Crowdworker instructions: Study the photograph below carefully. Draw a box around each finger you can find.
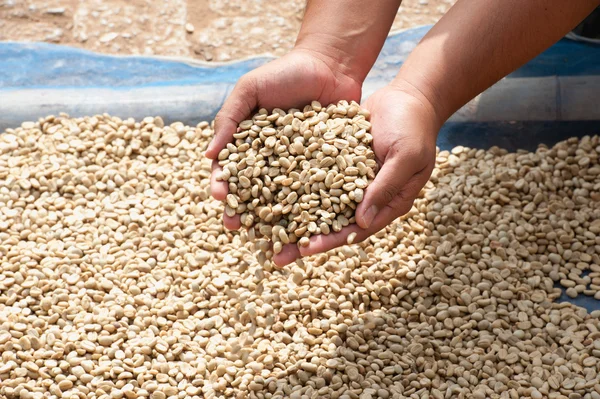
[273,244,301,268]
[300,202,413,257]
[205,76,257,159]
[356,147,415,229]
[210,160,229,201]
[223,214,241,230]
[300,224,365,257]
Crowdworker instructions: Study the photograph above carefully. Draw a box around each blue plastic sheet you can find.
[2,25,598,90]
[0,42,267,90]
[1,25,600,131]
[1,26,600,311]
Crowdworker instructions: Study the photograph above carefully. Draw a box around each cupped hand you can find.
[205,49,362,265]
[296,81,442,257]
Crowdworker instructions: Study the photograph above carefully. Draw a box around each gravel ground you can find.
[0,0,456,61]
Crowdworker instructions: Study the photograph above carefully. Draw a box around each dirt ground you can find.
[0,0,455,62]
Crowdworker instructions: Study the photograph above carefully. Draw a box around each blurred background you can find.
[0,0,456,61]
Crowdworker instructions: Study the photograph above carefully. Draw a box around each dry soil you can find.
[0,0,455,62]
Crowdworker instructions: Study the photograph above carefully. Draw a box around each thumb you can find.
[356,151,414,229]
[205,75,257,159]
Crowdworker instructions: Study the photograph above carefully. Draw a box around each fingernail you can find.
[363,205,378,228]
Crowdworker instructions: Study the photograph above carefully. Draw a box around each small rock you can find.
[45,28,63,43]
[45,7,66,15]
[99,32,119,43]
[185,23,195,34]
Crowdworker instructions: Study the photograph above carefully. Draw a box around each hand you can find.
[205,49,362,265]
[296,81,442,257]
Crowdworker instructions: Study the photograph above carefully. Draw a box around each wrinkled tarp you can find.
[1,25,599,132]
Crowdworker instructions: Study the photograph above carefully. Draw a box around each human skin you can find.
[206,0,600,267]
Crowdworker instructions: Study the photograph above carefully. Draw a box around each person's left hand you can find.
[281,81,442,262]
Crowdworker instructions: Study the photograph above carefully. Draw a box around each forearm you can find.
[295,0,402,83]
[394,0,600,124]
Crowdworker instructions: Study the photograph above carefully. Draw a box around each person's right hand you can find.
[205,49,363,263]
[294,82,441,258]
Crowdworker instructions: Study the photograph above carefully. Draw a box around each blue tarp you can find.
[1,26,600,310]
[1,25,599,90]
[0,42,267,90]
[1,25,599,130]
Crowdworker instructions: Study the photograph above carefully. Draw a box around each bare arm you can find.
[394,0,600,124]
[294,0,402,85]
